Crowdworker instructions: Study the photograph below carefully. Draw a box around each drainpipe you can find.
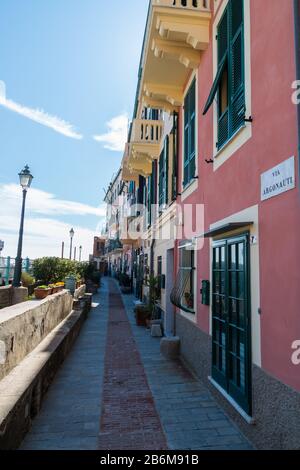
[294,0,300,183]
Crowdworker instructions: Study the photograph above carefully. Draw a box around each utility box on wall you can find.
[201,280,210,306]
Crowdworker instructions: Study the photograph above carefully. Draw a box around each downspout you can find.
[294,0,300,183]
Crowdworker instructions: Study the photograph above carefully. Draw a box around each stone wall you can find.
[0,291,73,381]
[176,313,300,450]
[0,305,89,449]
[0,286,28,309]
[0,286,13,309]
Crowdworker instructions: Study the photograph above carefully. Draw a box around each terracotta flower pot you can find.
[34,288,51,300]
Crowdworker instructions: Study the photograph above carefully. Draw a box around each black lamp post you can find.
[13,165,33,287]
[69,228,74,260]
[79,245,82,262]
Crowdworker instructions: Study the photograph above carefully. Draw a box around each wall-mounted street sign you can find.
[261,156,295,201]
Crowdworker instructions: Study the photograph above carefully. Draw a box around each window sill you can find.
[178,308,196,324]
[213,122,252,170]
[181,178,198,202]
[215,124,246,156]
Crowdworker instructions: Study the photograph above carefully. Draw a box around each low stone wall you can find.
[0,286,29,309]
[0,291,73,381]
[0,305,89,450]
[0,286,13,309]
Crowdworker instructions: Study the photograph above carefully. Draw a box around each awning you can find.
[203,222,254,238]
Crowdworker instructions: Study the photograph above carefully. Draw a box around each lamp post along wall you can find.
[13,165,33,288]
[69,228,74,260]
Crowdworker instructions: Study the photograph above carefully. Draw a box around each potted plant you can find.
[21,272,35,296]
[184,292,194,309]
[134,304,152,327]
[119,273,132,294]
[34,285,52,300]
[55,282,65,292]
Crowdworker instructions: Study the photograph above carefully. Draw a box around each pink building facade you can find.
[116,0,300,448]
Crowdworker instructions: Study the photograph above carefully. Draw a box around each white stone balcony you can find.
[124,119,164,177]
[140,0,211,112]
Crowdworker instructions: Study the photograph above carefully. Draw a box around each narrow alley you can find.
[21,279,252,451]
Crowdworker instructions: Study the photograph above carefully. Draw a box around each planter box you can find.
[34,288,52,300]
[135,305,151,327]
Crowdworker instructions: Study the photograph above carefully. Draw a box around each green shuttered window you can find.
[159,136,169,210]
[203,0,245,150]
[184,80,196,187]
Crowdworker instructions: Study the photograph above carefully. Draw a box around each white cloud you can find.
[0,184,106,217]
[0,183,106,260]
[93,113,128,151]
[0,80,83,140]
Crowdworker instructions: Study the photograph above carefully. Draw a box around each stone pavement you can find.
[20,282,109,450]
[21,278,252,450]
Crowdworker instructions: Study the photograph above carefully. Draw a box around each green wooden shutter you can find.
[165,135,169,205]
[184,80,196,186]
[218,8,229,65]
[217,8,230,148]
[158,149,164,209]
[229,0,245,134]
[184,91,190,187]
[147,174,152,227]
[172,112,179,200]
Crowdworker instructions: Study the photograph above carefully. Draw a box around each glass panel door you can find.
[212,234,252,415]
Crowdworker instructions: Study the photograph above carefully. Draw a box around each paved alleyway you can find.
[21,278,252,450]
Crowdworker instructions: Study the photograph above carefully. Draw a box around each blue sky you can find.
[0,0,149,260]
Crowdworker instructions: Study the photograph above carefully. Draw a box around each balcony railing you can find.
[106,238,123,254]
[131,119,163,146]
[153,0,209,10]
[139,0,211,113]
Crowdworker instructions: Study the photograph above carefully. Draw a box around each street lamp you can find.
[0,240,4,286]
[79,245,82,262]
[69,228,74,260]
[13,165,33,287]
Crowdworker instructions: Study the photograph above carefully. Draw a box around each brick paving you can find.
[20,277,252,450]
[98,280,167,450]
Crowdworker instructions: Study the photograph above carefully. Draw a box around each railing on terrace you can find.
[105,239,123,254]
[0,257,33,286]
[131,119,163,146]
[153,0,209,10]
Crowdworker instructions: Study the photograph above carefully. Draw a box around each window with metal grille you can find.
[170,245,195,313]
[203,0,245,150]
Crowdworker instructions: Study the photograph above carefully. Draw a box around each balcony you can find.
[106,238,123,254]
[121,144,140,184]
[122,118,163,179]
[129,118,163,174]
[141,0,211,111]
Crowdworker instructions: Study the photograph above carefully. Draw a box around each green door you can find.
[212,234,252,415]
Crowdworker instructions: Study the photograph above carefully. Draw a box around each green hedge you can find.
[32,257,90,285]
